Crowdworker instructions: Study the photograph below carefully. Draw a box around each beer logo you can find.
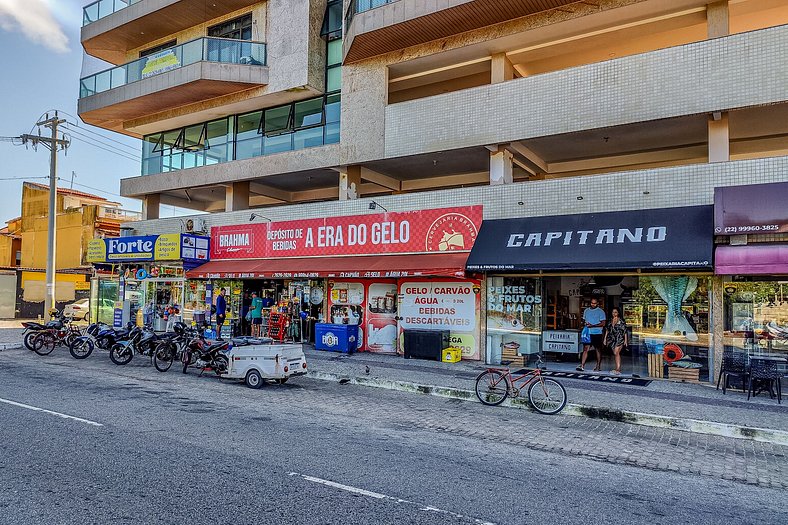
[425,212,479,252]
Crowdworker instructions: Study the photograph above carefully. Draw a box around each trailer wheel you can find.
[245,369,263,389]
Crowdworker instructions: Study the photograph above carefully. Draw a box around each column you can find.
[339,165,361,200]
[225,181,250,212]
[142,194,160,221]
[491,53,514,84]
[489,149,513,185]
[706,1,729,39]
[711,276,725,385]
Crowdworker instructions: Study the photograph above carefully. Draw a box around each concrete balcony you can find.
[81,0,260,63]
[78,38,268,136]
[383,24,788,159]
[343,0,578,64]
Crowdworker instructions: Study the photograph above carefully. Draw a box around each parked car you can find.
[64,298,90,320]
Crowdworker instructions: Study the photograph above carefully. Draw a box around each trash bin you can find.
[315,323,358,353]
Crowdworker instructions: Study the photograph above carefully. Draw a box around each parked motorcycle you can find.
[22,310,65,351]
[109,325,177,366]
[181,332,230,375]
[68,322,112,359]
[95,324,133,351]
[152,322,196,372]
[30,314,83,356]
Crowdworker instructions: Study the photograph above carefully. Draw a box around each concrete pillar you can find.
[489,149,513,185]
[706,1,729,38]
[225,181,250,212]
[491,53,514,84]
[708,112,730,163]
[339,166,361,200]
[711,276,725,385]
[142,194,160,220]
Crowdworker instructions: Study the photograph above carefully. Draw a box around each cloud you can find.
[0,0,69,53]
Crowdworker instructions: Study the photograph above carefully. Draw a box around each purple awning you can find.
[715,244,788,275]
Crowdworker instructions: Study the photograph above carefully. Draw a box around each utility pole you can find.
[21,111,69,317]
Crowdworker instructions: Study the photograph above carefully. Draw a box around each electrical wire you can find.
[63,124,140,154]
[65,133,140,163]
[0,176,49,181]
[64,126,140,156]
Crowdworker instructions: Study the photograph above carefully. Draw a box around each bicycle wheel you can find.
[527,377,567,415]
[69,337,94,360]
[153,342,175,372]
[33,332,57,356]
[475,370,509,406]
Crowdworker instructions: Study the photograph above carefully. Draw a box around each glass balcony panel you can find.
[263,134,293,155]
[236,138,262,160]
[325,94,341,123]
[324,122,340,144]
[206,143,229,165]
[110,67,126,90]
[94,70,111,93]
[294,127,324,150]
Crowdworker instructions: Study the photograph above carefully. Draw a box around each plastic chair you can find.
[747,358,782,403]
[716,350,749,394]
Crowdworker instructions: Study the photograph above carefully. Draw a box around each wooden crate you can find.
[668,366,700,382]
[647,353,664,378]
[501,348,526,366]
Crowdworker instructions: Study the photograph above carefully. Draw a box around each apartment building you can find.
[78,1,788,381]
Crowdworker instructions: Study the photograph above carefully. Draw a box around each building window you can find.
[208,14,253,40]
[140,40,177,58]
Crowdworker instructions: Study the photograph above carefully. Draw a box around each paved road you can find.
[0,346,786,524]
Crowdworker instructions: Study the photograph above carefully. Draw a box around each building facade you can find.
[78,0,788,381]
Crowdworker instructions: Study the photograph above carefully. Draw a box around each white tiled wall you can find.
[131,156,788,235]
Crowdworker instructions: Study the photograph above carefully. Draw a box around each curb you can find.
[307,370,788,447]
[0,343,22,352]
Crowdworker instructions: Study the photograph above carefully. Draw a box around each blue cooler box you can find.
[315,323,358,353]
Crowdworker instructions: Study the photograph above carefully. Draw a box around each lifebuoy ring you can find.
[663,343,684,364]
[135,268,148,280]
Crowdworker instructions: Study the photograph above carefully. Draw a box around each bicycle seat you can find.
[500,360,513,366]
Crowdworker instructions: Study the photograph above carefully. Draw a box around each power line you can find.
[64,127,140,158]
[63,124,140,154]
[0,176,50,181]
[65,133,140,163]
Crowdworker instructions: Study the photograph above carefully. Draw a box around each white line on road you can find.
[0,397,103,427]
[287,472,495,525]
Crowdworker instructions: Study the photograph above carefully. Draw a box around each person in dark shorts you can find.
[250,292,263,337]
[577,297,606,372]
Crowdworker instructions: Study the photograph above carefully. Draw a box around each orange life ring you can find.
[663,343,684,364]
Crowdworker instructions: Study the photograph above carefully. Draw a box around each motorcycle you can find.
[30,315,83,356]
[109,325,177,366]
[95,324,133,351]
[152,322,196,372]
[68,322,112,360]
[181,332,230,375]
[22,310,64,351]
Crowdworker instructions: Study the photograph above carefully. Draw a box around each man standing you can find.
[250,291,263,338]
[577,297,606,372]
[216,288,227,340]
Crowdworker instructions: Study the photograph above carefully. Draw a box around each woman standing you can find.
[604,307,628,375]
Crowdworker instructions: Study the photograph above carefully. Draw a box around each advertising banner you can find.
[210,206,482,260]
[714,182,788,235]
[466,206,713,271]
[398,279,482,360]
[141,49,181,79]
[87,234,210,263]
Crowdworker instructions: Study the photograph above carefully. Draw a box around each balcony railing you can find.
[345,0,400,31]
[79,37,267,99]
[82,0,142,26]
[98,206,142,221]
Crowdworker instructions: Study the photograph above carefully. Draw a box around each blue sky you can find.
[0,0,188,219]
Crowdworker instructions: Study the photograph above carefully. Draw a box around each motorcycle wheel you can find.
[23,331,38,351]
[213,354,229,375]
[153,342,175,373]
[65,332,78,348]
[181,350,191,374]
[69,337,94,360]
[109,343,133,365]
[33,332,57,356]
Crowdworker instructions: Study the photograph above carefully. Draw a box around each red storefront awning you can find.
[186,252,470,279]
[715,244,788,275]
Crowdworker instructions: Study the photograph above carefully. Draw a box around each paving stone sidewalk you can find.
[303,347,788,435]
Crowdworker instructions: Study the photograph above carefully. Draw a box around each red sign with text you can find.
[210,206,482,260]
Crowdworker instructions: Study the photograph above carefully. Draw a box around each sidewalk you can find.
[303,346,788,444]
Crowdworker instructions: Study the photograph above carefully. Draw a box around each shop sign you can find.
[210,206,482,260]
[87,234,210,263]
[542,330,579,354]
[714,182,788,235]
[466,206,713,271]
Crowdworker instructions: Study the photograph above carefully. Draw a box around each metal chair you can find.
[747,358,782,403]
[716,350,749,394]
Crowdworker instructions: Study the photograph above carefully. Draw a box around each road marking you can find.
[287,472,495,525]
[0,397,103,427]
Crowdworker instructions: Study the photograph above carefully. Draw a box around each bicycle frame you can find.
[484,366,545,397]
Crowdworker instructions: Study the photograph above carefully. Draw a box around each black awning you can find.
[466,206,713,272]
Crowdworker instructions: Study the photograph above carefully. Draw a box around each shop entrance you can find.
[487,274,712,380]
